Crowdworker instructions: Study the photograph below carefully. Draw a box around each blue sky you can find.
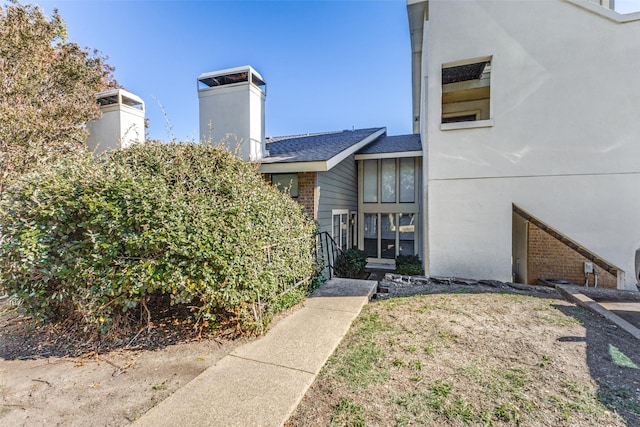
[617,0,640,13]
[31,0,640,141]
[34,0,413,142]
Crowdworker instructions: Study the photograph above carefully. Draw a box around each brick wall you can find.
[527,222,617,288]
[262,172,317,220]
[296,172,317,220]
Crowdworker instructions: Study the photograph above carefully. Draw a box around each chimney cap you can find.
[95,88,144,109]
[197,65,265,90]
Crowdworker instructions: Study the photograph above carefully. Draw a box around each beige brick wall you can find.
[296,172,317,220]
[527,222,617,288]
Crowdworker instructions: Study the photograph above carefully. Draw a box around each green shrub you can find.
[395,254,424,276]
[0,143,317,334]
[334,248,367,278]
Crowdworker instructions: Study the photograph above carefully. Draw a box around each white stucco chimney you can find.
[197,65,266,161]
[86,88,145,154]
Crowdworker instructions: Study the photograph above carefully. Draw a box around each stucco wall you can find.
[86,105,145,153]
[421,0,640,289]
[198,83,265,160]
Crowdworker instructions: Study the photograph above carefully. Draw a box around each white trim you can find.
[332,209,350,252]
[259,161,327,173]
[442,55,493,69]
[441,118,495,131]
[355,151,422,160]
[325,128,387,170]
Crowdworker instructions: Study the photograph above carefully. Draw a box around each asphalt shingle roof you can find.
[356,134,422,155]
[262,127,385,164]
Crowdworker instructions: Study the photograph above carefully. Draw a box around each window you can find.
[398,213,416,255]
[271,173,298,198]
[332,210,349,252]
[363,213,416,259]
[441,58,491,125]
[363,158,416,204]
[364,214,378,257]
[359,157,419,262]
[363,159,378,203]
[381,213,396,259]
[399,158,415,203]
[381,159,396,203]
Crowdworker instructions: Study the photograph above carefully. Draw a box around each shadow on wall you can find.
[555,304,640,425]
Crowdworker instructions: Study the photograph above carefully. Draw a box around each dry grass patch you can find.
[289,289,640,426]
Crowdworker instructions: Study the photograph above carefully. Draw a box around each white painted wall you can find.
[86,89,145,153]
[198,66,266,161]
[415,0,640,288]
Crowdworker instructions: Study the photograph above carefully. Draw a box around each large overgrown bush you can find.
[0,143,317,334]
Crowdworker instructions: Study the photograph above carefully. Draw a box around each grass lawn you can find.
[288,288,640,426]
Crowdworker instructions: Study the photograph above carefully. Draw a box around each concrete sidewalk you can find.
[556,284,640,341]
[132,278,377,427]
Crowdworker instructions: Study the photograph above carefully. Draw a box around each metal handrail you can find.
[316,231,343,280]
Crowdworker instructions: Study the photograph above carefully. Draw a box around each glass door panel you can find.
[364,213,378,257]
[381,213,396,259]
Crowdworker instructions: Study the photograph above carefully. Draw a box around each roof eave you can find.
[408,0,428,133]
[259,161,328,173]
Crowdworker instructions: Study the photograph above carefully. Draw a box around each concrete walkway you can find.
[132,278,377,427]
[556,284,640,340]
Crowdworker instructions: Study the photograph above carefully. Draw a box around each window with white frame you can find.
[332,209,349,252]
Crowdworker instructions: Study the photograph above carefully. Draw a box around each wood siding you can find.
[316,155,358,235]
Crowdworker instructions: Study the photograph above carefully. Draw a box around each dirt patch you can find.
[0,299,244,426]
[288,283,640,426]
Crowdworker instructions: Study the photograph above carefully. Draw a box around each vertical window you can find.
[399,158,415,203]
[381,213,396,259]
[363,159,378,203]
[399,213,415,255]
[381,159,396,203]
[441,58,491,124]
[340,213,347,250]
[349,212,357,249]
[358,157,419,261]
[332,210,349,252]
[271,173,299,198]
[364,214,378,257]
